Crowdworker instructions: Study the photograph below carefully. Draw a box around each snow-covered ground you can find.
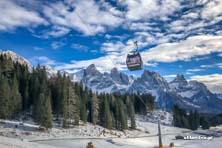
[1,115,222,148]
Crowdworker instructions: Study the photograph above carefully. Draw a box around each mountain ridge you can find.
[70,64,222,114]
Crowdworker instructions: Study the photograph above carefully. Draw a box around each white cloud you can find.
[144,62,158,67]
[182,12,199,19]
[186,68,205,75]
[169,18,206,33]
[33,26,70,39]
[51,41,65,50]
[130,22,154,31]
[121,0,180,21]
[33,47,44,51]
[101,41,126,53]
[29,56,59,67]
[71,43,88,52]
[0,0,46,31]
[190,74,222,94]
[201,0,222,21]
[43,0,123,36]
[200,64,215,68]
[104,34,128,41]
[38,56,57,65]
[45,26,70,38]
[187,68,205,72]
[55,55,126,73]
[29,54,125,73]
[200,63,222,69]
[163,74,177,81]
[142,35,222,63]
[164,74,177,78]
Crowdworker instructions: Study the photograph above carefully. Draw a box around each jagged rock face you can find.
[84,64,100,75]
[169,75,222,113]
[70,65,222,114]
[170,74,188,89]
[110,68,130,85]
[70,64,132,93]
[140,70,169,90]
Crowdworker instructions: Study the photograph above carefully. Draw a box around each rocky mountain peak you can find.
[174,74,186,81]
[111,67,119,74]
[170,74,188,88]
[85,64,100,75]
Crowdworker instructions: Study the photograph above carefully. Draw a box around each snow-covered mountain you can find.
[169,74,222,113]
[70,64,134,93]
[70,64,222,114]
[0,50,32,69]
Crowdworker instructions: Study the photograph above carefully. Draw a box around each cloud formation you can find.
[142,35,222,63]
[0,0,46,31]
[121,0,180,21]
[42,0,123,36]
[55,34,222,72]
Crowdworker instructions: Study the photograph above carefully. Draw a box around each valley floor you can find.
[0,118,222,148]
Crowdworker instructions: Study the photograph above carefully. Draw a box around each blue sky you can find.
[0,0,222,93]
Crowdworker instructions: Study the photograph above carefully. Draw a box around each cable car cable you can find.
[74,10,117,68]
[74,2,150,113]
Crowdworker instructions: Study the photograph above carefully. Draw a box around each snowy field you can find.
[1,116,222,148]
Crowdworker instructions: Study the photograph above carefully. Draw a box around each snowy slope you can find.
[2,118,222,148]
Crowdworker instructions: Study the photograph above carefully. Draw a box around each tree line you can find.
[0,54,155,130]
[173,105,210,130]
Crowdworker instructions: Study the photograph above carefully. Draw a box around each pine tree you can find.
[126,96,136,129]
[119,99,128,130]
[55,71,63,116]
[31,76,40,120]
[10,74,22,116]
[0,75,10,118]
[182,116,189,129]
[64,83,80,127]
[104,97,112,129]
[80,89,87,123]
[92,93,99,125]
[61,74,69,127]
[80,100,87,123]
[189,111,195,130]
[200,117,210,129]
[113,96,120,129]
[38,92,53,128]
[173,105,181,127]
[32,67,52,128]
[194,110,200,130]
[23,81,29,110]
